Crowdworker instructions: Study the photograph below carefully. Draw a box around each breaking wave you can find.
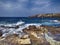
[0,21,42,38]
[0,20,60,38]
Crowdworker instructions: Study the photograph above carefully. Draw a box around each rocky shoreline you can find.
[0,25,60,45]
[29,13,60,18]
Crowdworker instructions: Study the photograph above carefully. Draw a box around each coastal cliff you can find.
[29,13,60,18]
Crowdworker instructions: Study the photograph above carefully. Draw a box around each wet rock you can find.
[15,26,19,29]
[0,25,5,28]
[0,25,19,29]
[28,25,37,29]
[0,30,3,36]
[23,25,48,35]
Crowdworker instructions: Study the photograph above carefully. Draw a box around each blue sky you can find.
[0,0,60,17]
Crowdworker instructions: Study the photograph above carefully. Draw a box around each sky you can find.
[0,0,60,17]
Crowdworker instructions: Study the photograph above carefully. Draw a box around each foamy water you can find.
[0,19,60,38]
[0,21,42,38]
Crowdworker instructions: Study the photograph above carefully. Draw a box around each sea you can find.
[0,17,60,38]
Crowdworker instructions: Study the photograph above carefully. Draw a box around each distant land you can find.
[29,13,60,18]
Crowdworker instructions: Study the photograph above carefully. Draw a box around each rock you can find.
[18,38,31,45]
[28,25,37,29]
[45,34,60,45]
[23,25,48,35]
[30,34,50,45]
[0,30,3,36]
[0,35,31,45]
[0,25,52,45]
[15,26,19,29]
[1,25,19,29]
[21,34,29,39]
[23,25,50,45]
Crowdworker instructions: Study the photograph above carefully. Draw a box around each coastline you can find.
[29,13,60,18]
[0,25,48,45]
[0,17,60,45]
[0,25,60,45]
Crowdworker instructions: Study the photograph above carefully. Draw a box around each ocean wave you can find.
[0,20,60,38]
[50,20,60,23]
[0,21,25,28]
[41,20,60,27]
[0,21,42,38]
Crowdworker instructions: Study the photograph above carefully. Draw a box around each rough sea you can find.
[0,17,60,38]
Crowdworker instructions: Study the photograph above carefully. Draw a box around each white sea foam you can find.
[0,21,42,38]
[42,20,60,26]
[1,21,60,38]
[0,20,60,38]
[0,21,25,28]
[25,23,42,27]
[50,20,60,23]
